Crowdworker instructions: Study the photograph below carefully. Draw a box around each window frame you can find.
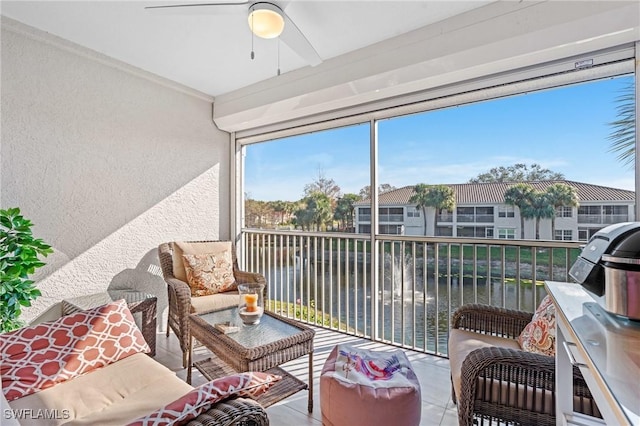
[235,46,638,245]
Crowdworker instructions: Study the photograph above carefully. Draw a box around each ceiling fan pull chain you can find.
[250,5,255,60]
[277,38,281,76]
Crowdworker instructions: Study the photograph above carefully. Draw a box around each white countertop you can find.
[546,281,640,426]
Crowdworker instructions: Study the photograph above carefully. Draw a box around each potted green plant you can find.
[0,207,53,332]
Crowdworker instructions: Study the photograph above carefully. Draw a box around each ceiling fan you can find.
[145,1,322,67]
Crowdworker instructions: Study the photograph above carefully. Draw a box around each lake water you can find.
[262,255,547,356]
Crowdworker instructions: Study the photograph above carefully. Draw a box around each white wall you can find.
[1,18,231,323]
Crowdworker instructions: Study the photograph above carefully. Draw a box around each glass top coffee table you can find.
[187,307,315,412]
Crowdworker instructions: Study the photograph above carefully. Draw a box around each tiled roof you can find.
[354,180,634,206]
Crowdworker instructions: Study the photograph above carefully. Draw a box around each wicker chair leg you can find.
[183,350,188,369]
[450,378,457,405]
[166,318,170,338]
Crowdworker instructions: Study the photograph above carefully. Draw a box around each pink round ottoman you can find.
[320,344,421,426]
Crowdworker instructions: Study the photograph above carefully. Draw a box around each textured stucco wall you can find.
[1,18,231,323]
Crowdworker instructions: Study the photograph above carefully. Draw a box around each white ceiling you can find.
[1,1,493,97]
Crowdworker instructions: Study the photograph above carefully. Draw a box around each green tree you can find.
[271,200,287,225]
[608,82,636,167]
[409,184,456,236]
[334,193,361,230]
[504,183,535,239]
[245,199,273,228]
[427,185,456,234]
[296,192,333,231]
[469,163,564,183]
[523,190,555,240]
[293,206,313,231]
[409,183,431,236]
[282,201,298,225]
[545,183,580,238]
[1,208,53,332]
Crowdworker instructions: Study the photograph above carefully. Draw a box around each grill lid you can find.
[609,228,640,259]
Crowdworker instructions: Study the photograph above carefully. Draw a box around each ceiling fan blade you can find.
[145,1,249,14]
[146,1,321,66]
[280,9,322,66]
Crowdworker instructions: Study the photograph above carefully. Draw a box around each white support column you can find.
[370,119,379,340]
[230,132,245,269]
[635,42,640,221]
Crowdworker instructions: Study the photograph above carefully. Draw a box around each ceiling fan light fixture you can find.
[248,2,284,39]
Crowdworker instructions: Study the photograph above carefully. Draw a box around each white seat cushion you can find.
[190,290,240,314]
[448,328,521,402]
[9,353,192,426]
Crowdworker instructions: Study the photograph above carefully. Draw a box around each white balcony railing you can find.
[242,230,582,357]
[577,214,628,224]
[457,214,495,223]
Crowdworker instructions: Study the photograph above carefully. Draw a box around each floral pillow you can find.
[1,299,150,401]
[518,295,556,356]
[127,371,281,426]
[182,251,236,296]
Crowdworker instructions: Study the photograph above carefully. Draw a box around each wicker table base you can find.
[188,308,315,413]
[194,356,308,409]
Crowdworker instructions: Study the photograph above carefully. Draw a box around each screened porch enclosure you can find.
[238,43,638,358]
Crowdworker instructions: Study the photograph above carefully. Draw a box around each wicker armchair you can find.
[158,241,267,368]
[449,304,600,426]
[187,397,268,426]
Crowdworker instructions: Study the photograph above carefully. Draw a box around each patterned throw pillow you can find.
[127,371,281,426]
[182,251,236,296]
[518,295,556,356]
[1,299,150,401]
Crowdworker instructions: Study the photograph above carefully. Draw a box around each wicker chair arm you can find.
[458,346,556,426]
[165,276,193,351]
[457,346,597,426]
[166,277,193,308]
[186,397,269,426]
[452,304,533,339]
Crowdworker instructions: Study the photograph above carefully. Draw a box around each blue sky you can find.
[245,75,634,201]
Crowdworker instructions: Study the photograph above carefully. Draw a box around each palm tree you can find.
[334,193,361,230]
[608,82,636,167]
[294,206,313,231]
[305,192,333,231]
[504,183,535,239]
[409,183,431,236]
[409,184,456,236]
[523,190,556,240]
[545,183,580,238]
[425,185,456,235]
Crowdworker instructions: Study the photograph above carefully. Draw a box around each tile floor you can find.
[154,325,459,426]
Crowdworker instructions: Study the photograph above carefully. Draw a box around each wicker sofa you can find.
[448,304,600,426]
[158,241,267,368]
[1,299,270,426]
[5,353,269,426]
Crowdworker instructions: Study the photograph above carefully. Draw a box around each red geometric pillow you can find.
[1,299,150,401]
[518,295,556,356]
[127,371,281,426]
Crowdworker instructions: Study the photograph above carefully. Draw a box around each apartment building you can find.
[354,180,635,241]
